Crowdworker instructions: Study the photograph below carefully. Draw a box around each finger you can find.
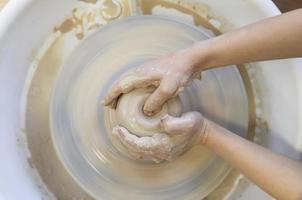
[102,75,135,107]
[112,126,141,153]
[103,74,158,108]
[112,126,142,159]
[143,78,178,116]
[160,112,202,135]
[113,126,164,152]
[102,80,121,107]
[160,114,189,135]
[112,126,171,161]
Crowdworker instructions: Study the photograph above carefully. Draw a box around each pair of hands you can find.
[103,52,207,161]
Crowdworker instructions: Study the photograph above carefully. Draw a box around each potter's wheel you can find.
[50,16,249,199]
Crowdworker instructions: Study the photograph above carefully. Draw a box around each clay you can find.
[111,111,207,163]
[108,87,200,162]
[115,88,182,137]
[54,0,131,39]
[101,0,123,20]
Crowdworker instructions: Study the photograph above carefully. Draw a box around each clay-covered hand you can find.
[112,112,208,163]
[103,52,201,115]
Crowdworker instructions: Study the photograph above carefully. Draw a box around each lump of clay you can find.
[105,88,200,162]
[115,88,182,137]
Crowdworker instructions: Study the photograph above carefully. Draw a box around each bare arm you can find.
[111,112,302,199]
[104,9,302,199]
[186,8,302,71]
[204,119,302,200]
[104,9,302,114]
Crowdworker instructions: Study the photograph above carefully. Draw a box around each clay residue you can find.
[140,0,221,35]
[54,19,75,34]
[54,0,131,40]
[101,0,123,20]
[26,37,93,200]
[238,65,256,141]
[79,0,97,4]
[54,8,90,40]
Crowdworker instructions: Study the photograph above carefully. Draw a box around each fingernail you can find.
[143,104,154,116]
[146,111,154,117]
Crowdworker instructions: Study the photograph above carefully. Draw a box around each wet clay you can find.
[109,88,200,162]
[115,89,182,137]
[54,0,130,39]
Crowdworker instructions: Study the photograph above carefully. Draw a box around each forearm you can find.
[203,120,302,200]
[183,9,302,71]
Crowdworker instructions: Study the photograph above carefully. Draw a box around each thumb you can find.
[159,114,189,135]
[160,112,204,136]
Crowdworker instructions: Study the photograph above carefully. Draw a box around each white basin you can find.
[0,0,301,199]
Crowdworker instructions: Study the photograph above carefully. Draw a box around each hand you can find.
[112,112,208,163]
[103,52,201,116]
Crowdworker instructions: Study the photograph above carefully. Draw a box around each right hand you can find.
[103,52,201,116]
[112,112,208,162]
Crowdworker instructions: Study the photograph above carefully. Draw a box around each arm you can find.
[104,9,302,199]
[112,112,302,199]
[104,9,302,115]
[204,119,302,200]
[185,8,302,71]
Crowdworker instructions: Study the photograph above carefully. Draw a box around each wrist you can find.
[179,40,216,72]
